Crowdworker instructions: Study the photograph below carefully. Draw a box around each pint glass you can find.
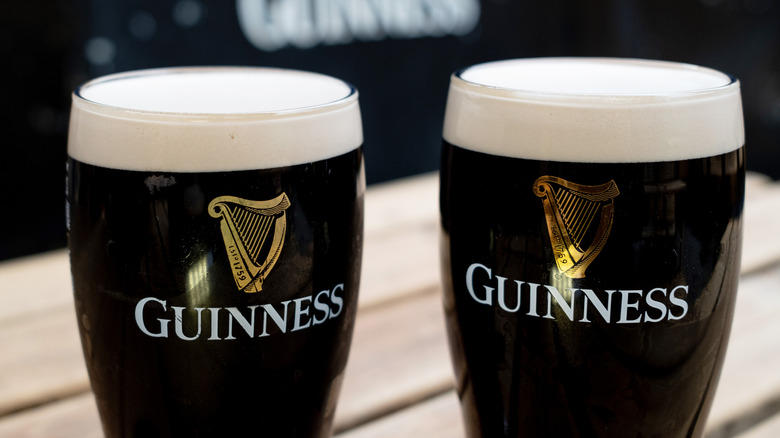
[67,68,364,437]
[439,58,744,437]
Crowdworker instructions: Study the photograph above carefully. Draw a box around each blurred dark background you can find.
[2,0,778,261]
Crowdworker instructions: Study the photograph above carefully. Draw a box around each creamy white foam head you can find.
[69,67,362,171]
[443,58,744,162]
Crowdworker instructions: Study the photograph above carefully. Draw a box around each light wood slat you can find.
[0,306,87,417]
[358,219,439,309]
[0,249,89,417]
[338,396,780,438]
[336,391,464,438]
[358,172,439,308]
[741,183,780,274]
[735,412,780,438]
[744,171,773,198]
[705,263,780,437]
[363,172,438,236]
[334,290,452,432]
[0,394,101,438]
[0,250,72,322]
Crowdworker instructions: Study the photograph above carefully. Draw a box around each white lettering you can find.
[668,285,689,321]
[225,306,259,339]
[496,276,522,312]
[466,263,493,305]
[543,285,575,321]
[260,300,291,337]
[237,0,480,51]
[461,262,692,325]
[580,289,615,323]
[293,296,312,332]
[330,283,344,318]
[618,290,643,324]
[131,282,351,340]
[526,282,540,317]
[208,308,222,340]
[172,306,204,341]
[644,288,668,323]
[135,297,170,338]
[313,289,331,324]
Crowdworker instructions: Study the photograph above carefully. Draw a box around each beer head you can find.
[69,67,362,171]
[443,58,744,162]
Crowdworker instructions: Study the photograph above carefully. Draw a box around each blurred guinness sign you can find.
[236,0,481,51]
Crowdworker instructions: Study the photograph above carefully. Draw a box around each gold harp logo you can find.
[208,193,291,293]
[533,176,619,278]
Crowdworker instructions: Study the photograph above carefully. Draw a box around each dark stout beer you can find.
[439,58,745,437]
[67,68,364,437]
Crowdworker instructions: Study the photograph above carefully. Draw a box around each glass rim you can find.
[451,57,740,102]
[72,66,360,119]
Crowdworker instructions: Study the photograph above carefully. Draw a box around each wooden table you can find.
[1,172,780,437]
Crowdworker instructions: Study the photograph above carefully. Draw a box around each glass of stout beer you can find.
[67,67,364,437]
[439,58,745,437]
